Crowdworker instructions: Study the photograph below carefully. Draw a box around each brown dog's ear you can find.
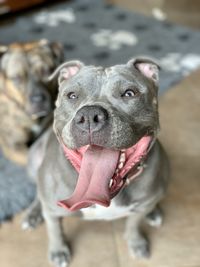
[48,60,84,86]
[128,57,160,85]
[39,39,64,65]
[0,46,9,73]
[0,45,8,65]
[49,42,64,65]
[0,45,8,56]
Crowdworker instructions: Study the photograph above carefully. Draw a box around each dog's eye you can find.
[67,92,78,99]
[121,89,138,98]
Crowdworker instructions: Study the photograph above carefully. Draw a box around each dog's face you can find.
[0,39,63,119]
[54,59,159,149]
[52,58,160,211]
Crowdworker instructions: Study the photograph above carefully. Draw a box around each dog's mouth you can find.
[31,110,49,120]
[58,135,154,212]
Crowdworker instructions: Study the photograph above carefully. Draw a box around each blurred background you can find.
[112,0,200,28]
[0,1,200,267]
[1,0,200,28]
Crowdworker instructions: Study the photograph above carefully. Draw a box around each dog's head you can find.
[51,58,160,211]
[0,39,63,119]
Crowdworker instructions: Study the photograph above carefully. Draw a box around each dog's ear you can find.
[49,42,64,65]
[0,45,8,69]
[39,39,64,65]
[48,60,84,86]
[0,45,8,56]
[0,46,8,90]
[127,57,160,85]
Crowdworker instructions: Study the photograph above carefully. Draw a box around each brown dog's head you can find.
[0,39,63,119]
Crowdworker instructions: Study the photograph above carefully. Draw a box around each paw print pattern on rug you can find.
[91,29,138,50]
[34,9,76,27]
[159,53,200,74]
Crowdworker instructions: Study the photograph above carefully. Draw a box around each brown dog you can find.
[0,39,64,165]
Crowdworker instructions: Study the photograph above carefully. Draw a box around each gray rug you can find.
[1,0,200,222]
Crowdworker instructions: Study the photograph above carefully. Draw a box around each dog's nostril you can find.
[93,114,99,123]
[78,115,85,124]
[93,114,104,123]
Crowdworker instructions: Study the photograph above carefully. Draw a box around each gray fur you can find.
[25,58,169,267]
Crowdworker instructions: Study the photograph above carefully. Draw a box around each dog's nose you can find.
[30,93,46,104]
[74,105,108,133]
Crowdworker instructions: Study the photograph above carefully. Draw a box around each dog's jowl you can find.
[26,58,169,267]
[0,39,63,165]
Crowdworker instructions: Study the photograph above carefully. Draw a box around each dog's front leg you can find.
[125,212,150,259]
[43,211,71,267]
[22,194,43,230]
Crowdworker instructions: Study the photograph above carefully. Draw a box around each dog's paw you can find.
[128,237,150,259]
[49,247,71,267]
[21,211,44,230]
[146,207,163,228]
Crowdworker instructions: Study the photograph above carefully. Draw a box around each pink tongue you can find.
[58,146,120,211]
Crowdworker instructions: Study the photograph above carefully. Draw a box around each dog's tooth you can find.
[137,165,142,170]
[119,152,125,163]
[119,180,123,187]
[109,179,113,188]
[118,162,124,169]
[126,178,130,185]
[115,168,119,174]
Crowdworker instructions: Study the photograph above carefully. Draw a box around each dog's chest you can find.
[80,201,137,221]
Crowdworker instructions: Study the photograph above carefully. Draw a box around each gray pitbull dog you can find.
[24,58,169,267]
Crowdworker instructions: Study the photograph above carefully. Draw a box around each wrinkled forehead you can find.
[104,64,144,86]
[66,66,105,94]
[65,64,140,93]
[3,48,53,76]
